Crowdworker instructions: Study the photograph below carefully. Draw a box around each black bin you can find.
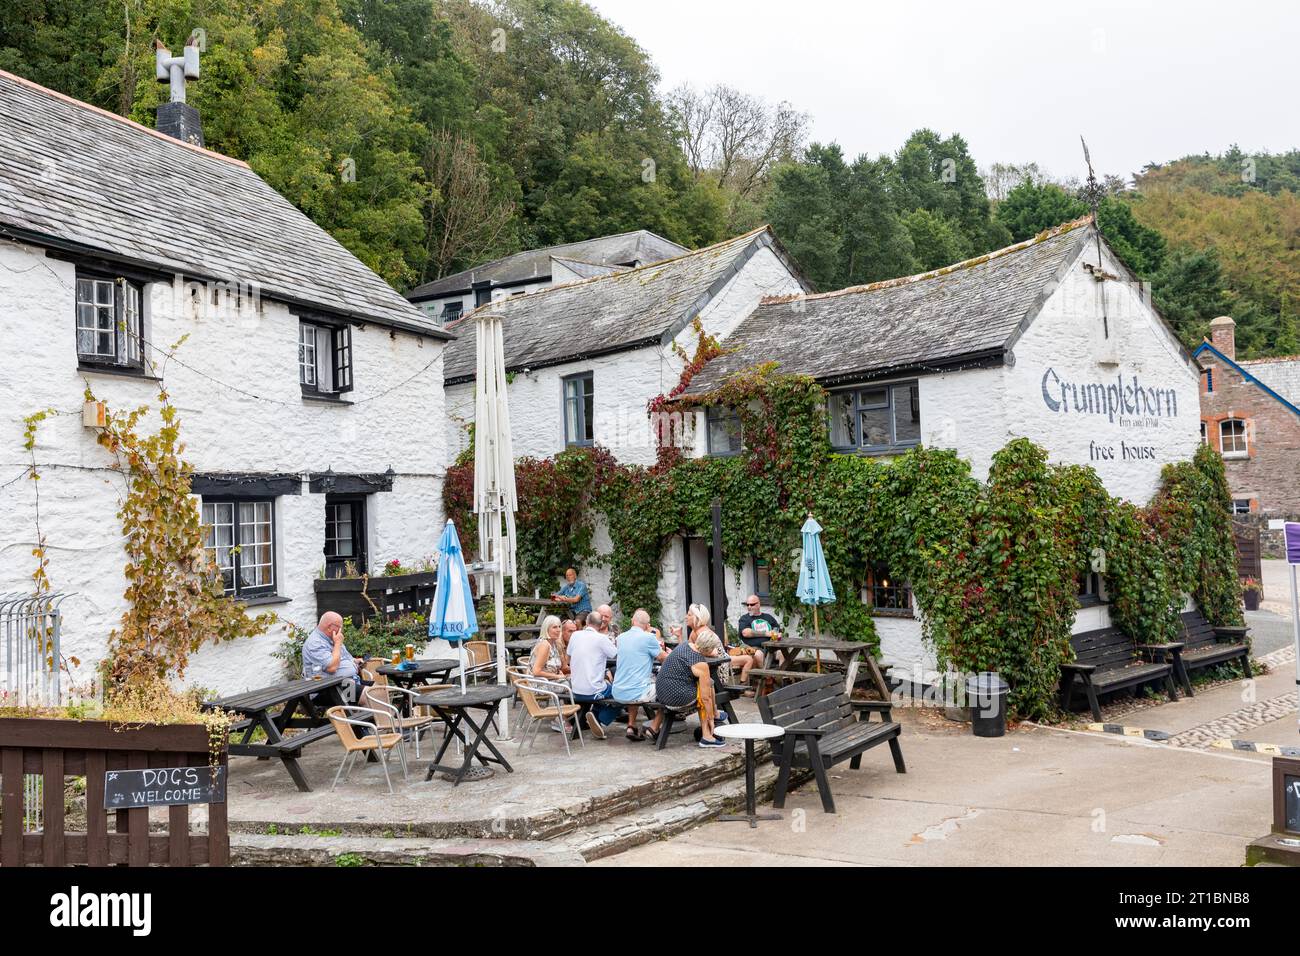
[966,672,1009,738]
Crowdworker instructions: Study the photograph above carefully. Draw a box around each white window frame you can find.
[76,271,144,369]
[1219,418,1248,458]
[201,498,277,598]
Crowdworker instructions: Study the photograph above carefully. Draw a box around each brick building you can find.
[1194,316,1300,551]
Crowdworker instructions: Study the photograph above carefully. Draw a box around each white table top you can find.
[715,722,785,740]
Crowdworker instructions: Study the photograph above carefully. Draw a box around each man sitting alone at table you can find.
[301,611,370,702]
[738,595,783,667]
[611,609,669,741]
[551,567,593,618]
[567,611,620,739]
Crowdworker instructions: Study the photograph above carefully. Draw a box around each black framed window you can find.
[76,271,143,370]
[867,561,911,611]
[299,320,353,396]
[753,555,771,600]
[1231,498,1252,515]
[440,302,463,325]
[201,498,276,598]
[563,372,594,446]
[829,381,920,452]
[324,495,368,577]
[706,406,743,456]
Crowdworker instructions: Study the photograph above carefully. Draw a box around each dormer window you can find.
[298,319,353,398]
[76,270,143,370]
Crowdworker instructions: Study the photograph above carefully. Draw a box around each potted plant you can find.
[1241,577,1262,611]
[314,558,439,625]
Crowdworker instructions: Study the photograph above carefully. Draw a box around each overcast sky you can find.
[586,0,1299,184]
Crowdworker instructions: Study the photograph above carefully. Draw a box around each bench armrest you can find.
[1213,625,1249,641]
[1059,662,1096,674]
[851,700,894,721]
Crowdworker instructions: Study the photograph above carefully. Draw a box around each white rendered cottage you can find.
[686,218,1203,678]
[0,70,450,693]
[441,226,810,611]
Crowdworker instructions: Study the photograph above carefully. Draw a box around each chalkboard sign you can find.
[1274,757,1300,835]
[103,766,226,810]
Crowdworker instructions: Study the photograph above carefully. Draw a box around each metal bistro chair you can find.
[365,684,440,759]
[506,664,532,715]
[461,641,498,684]
[515,676,584,756]
[325,705,408,794]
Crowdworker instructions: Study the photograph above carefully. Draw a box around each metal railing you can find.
[0,591,69,708]
[1,592,71,835]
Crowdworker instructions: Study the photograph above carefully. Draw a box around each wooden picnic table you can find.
[203,676,349,792]
[761,637,890,700]
[502,638,538,662]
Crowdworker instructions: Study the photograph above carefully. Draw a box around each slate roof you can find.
[550,256,629,280]
[1239,356,1300,405]
[442,227,805,383]
[685,218,1096,395]
[407,230,688,300]
[0,69,446,337]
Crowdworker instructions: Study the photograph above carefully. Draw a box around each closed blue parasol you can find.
[797,515,835,666]
[429,519,478,692]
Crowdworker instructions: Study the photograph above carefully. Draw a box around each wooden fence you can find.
[314,571,438,626]
[1233,518,1262,582]
[0,718,228,867]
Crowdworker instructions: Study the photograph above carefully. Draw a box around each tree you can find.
[996,181,1087,242]
[765,155,843,290]
[669,83,808,231]
[423,131,516,280]
[903,208,969,271]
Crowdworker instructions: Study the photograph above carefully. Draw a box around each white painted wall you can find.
[1004,241,1201,503]
[0,239,447,695]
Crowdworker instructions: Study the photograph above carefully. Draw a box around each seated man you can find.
[611,609,669,741]
[301,611,369,702]
[738,595,783,667]
[566,615,619,740]
[551,567,593,619]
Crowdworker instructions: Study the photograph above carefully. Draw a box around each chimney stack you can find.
[1209,315,1236,360]
[154,38,203,147]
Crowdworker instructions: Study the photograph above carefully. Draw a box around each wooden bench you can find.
[271,724,339,756]
[758,673,905,814]
[1059,626,1179,721]
[1158,610,1251,696]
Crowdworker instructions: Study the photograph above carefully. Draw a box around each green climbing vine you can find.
[443,347,1242,719]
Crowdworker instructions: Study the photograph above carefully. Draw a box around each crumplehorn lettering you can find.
[49,886,152,937]
[1040,367,1178,422]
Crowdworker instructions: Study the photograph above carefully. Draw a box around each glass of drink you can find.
[405,643,415,661]
[391,649,401,666]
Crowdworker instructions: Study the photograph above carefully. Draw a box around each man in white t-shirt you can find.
[566,609,619,739]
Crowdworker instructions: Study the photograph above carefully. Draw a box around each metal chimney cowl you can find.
[154,39,204,147]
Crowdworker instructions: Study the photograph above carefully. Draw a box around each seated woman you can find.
[528,614,571,733]
[655,605,729,748]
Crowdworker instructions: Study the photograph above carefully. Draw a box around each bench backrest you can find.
[1070,627,1139,670]
[757,673,855,735]
[1179,610,1219,651]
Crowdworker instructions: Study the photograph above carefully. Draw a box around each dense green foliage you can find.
[444,365,1243,720]
[0,0,729,287]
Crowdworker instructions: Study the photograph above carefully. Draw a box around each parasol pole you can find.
[813,605,821,673]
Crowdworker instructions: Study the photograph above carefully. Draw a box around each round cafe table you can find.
[714,723,786,827]
[375,658,459,714]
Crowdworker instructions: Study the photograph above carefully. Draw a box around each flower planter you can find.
[314,571,438,626]
[1243,589,1260,612]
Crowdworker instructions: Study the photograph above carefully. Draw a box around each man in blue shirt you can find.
[611,609,668,741]
[301,611,367,700]
[551,567,592,617]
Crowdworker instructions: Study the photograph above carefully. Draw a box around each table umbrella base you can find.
[718,810,784,829]
[439,766,494,782]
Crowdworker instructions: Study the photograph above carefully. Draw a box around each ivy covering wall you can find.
[443,366,1242,719]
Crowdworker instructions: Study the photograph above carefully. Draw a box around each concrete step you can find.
[230,763,807,866]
